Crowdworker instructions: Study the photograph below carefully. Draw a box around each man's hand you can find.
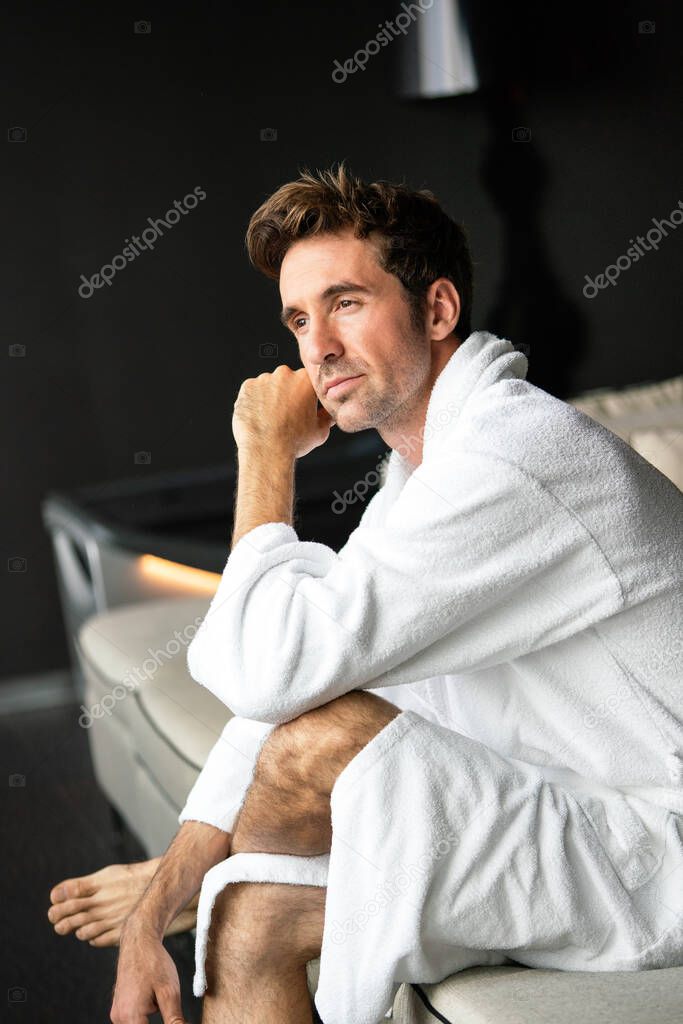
[110,921,185,1024]
[107,821,230,1024]
[232,365,334,459]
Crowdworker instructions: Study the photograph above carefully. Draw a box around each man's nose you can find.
[302,317,345,366]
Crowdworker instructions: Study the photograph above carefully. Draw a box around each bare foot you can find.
[47,861,198,947]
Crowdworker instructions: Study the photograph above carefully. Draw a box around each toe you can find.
[51,875,96,903]
[88,929,119,948]
[75,920,110,941]
[55,910,93,936]
[48,896,93,925]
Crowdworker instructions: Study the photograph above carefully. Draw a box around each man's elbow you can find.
[185,637,244,714]
[186,639,299,724]
[223,672,320,725]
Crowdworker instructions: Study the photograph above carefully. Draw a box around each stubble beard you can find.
[333,324,429,434]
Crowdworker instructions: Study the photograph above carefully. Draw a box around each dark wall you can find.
[2,1,681,679]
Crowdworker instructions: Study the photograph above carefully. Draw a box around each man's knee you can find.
[206,882,324,973]
[255,691,400,793]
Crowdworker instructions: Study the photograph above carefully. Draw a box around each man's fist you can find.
[232,365,334,459]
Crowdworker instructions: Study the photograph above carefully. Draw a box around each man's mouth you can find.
[324,374,364,398]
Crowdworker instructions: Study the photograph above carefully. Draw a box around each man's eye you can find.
[292,299,357,333]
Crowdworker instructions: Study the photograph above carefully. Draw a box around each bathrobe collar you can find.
[381,331,529,492]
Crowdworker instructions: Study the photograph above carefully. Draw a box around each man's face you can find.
[279,228,432,433]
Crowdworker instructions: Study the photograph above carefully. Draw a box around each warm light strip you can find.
[138,554,221,594]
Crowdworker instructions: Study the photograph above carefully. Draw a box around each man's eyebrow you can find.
[279,281,372,328]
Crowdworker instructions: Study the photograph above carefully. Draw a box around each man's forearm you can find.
[231,441,296,550]
[132,444,294,937]
[124,820,231,939]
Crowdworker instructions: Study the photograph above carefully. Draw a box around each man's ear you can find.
[428,278,461,340]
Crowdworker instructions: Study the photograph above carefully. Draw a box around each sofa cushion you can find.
[77,595,230,773]
[629,427,683,490]
[568,374,683,441]
[390,963,683,1024]
[568,374,683,491]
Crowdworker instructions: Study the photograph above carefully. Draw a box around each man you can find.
[51,164,683,1024]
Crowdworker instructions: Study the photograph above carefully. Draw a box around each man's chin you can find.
[332,406,375,433]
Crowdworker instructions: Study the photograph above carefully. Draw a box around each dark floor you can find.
[0,701,202,1023]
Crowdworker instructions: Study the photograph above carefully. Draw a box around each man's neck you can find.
[379,336,462,468]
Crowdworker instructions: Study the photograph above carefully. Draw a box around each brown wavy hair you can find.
[245,161,473,340]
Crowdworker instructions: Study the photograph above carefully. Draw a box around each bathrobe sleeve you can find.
[178,714,275,833]
[186,449,624,724]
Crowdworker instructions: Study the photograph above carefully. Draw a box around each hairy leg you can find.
[201,881,325,1024]
[202,692,401,1023]
[47,692,397,949]
[230,690,400,857]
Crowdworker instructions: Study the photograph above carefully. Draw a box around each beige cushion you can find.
[390,963,683,1024]
[78,596,228,767]
[568,374,683,490]
[568,375,683,440]
[630,428,683,490]
[77,596,231,815]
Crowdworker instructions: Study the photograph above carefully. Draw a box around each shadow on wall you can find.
[480,87,588,399]
[456,0,657,398]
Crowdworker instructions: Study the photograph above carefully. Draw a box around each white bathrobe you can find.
[179,332,683,1024]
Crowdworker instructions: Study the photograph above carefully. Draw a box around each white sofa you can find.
[75,374,683,1022]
